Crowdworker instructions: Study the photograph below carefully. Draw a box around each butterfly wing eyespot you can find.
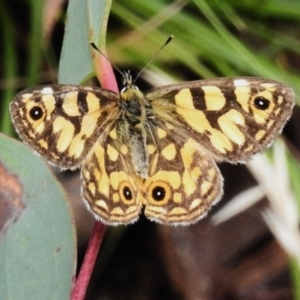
[120,182,135,204]
[29,106,44,121]
[151,185,168,202]
[148,181,171,204]
[253,96,270,110]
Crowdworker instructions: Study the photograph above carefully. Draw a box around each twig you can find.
[71,221,106,300]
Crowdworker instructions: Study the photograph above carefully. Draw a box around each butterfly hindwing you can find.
[81,125,143,225]
[142,127,223,225]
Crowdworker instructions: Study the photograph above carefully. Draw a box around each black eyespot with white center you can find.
[29,106,44,120]
[123,186,133,200]
[254,96,270,110]
[152,186,166,201]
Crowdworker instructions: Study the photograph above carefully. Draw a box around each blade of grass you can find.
[0,3,17,136]
[194,0,283,77]
[290,256,300,300]
[110,0,300,89]
[27,0,43,86]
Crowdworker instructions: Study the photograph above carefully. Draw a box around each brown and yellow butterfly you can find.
[10,73,294,225]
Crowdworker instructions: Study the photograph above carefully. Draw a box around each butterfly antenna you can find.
[90,42,124,77]
[133,35,173,84]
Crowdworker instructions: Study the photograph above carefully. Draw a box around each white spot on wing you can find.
[234,79,249,87]
[41,87,54,94]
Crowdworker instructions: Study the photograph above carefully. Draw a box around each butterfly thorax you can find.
[116,74,151,179]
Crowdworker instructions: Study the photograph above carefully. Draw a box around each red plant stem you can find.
[93,47,119,92]
[71,221,106,300]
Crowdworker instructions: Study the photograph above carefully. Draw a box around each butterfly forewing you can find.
[10,85,119,169]
[147,77,294,162]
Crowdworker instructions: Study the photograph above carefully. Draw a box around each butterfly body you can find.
[10,74,294,225]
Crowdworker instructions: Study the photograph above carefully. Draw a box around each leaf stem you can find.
[71,221,106,300]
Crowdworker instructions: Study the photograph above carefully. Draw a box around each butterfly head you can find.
[120,70,143,102]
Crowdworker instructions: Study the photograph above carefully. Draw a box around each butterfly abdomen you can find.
[128,127,149,178]
[117,87,152,179]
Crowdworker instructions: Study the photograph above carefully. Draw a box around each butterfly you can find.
[10,72,294,225]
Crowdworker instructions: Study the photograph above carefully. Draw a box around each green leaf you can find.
[58,0,112,85]
[0,133,76,300]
